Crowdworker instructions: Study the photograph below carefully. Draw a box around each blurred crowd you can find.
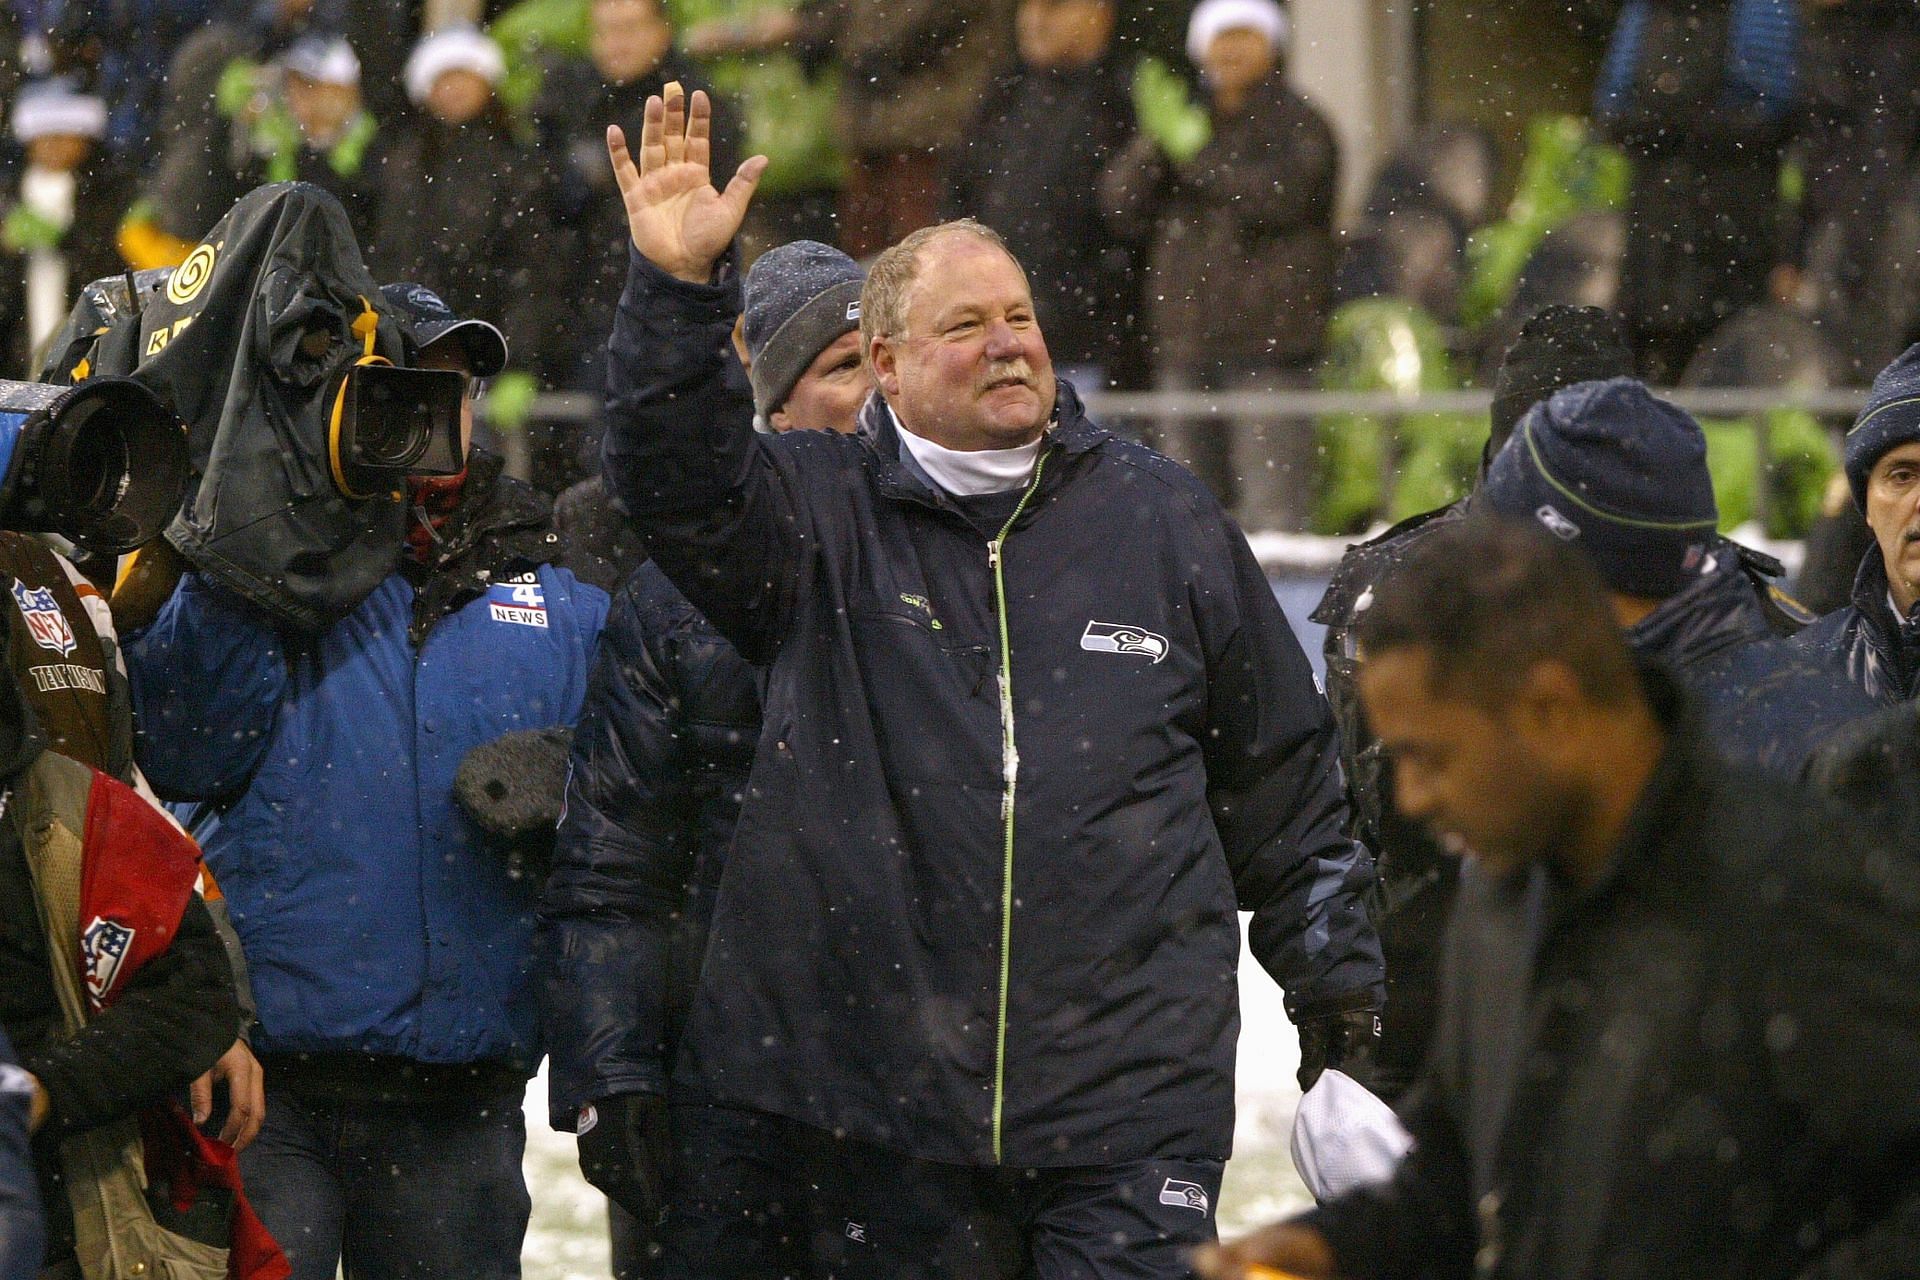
[0,0,1916,535]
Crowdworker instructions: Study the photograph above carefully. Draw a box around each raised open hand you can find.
[607,87,768,284]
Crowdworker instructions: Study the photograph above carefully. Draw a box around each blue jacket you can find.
[126,461,608,1069]
[538,562,759,1127]
[1791,549,1920,708]
[604,253,1384,1168]
[0,1026,41,1280]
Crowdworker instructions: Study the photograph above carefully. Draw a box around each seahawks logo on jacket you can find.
[82,915,134,1007]
[1081,620,1169,664]
[11,579,75,656]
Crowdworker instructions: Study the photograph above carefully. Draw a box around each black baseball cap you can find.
[378,281,509,378]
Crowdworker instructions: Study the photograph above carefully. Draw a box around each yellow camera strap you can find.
[329,296,396,499]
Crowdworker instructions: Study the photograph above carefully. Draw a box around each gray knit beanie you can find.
[743,241,865,417]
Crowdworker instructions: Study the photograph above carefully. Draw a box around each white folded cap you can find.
[404,26,506,106]
[283,36,362,88]
[1289,1068,1414,1203]
[1186,0,1291,65]
[10,81,107,144]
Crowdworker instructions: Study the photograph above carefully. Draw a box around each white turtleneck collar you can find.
[890,407,1042,496]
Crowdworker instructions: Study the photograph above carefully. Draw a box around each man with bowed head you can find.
[597,89,1384,1276]
[1197,518,1920,1280]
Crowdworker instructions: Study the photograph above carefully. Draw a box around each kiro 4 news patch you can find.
[488,574,549,628]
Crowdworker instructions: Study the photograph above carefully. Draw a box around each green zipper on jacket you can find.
[986,449,1048,1165]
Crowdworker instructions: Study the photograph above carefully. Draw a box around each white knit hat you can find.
[403,26,506,106]
[1186,0,1290,64]
[283,36,362,88]
[10,81,107,144]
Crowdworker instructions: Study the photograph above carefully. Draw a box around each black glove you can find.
[1296,1008,1384,1093]
[576,1092,674,1225]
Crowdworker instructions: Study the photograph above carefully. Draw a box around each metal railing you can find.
[485,385,1867,552]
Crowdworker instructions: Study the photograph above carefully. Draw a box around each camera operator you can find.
[123,285,610,1280]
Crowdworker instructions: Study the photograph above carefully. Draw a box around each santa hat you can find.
[1186,0,1291,64]
[403,26,505,106]
[10,81,107,145]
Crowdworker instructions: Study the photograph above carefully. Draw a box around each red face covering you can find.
[404,469,468,562]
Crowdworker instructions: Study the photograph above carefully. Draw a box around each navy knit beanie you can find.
[1481,378,1719,599]
[743,240,864,418]
[1845,342,1920,508]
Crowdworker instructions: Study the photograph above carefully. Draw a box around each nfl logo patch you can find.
[11,580,75,657]
[82,916,135,1006]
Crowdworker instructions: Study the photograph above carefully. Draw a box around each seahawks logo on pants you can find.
[1081,621,1169,664]
[1159,1178,1210,1214]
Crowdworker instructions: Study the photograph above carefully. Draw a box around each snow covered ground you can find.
[518,925,1311,1278]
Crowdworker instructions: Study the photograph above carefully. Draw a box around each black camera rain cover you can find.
[48,183,412,634]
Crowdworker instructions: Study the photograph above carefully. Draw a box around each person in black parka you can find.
[1202,517,1920,1280]
[368,27,548,378]
[944,0,1141,388]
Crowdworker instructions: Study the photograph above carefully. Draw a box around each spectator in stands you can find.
[1101,0,1338,532]
[678,0,845,252]
[0,81,129,377]
[139,0,343,255]
[238,37,382,239]
[532,0,733,394]
[787,0,1016,258]
[371,27,547,397]
[1779,0,1920,379]
[944,0,1141,390]
[1594,0,1799,382]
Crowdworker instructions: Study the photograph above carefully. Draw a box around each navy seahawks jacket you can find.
[537,561,759,1127]
[602,253,1383,1168]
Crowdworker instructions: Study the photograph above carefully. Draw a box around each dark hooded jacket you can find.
[1790,547,1920,704]
[602,250,1383,1167]
[367,113,549,370]
[944,50,1141,377]
[1315,525,1862,1096]
[1305,678,1920,1280]
[537,561,759,1126]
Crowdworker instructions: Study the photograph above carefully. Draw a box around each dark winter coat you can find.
[367,113,548,368]
[0,154,133,378]
[795,0,1015,156]
[1809,695,1920,829]
[1101,73,1338,371]
[1790,547,1920,704]
[537,562,759,1128]
[1305,682,1920,1280]
[125,452,608,1072]
[552,476,646,596]
[603,251,1383,1167]
[944,52,1141,377]
[1595,0,1799,351]
[530,56,733,391]
[1314,518,1859,1095]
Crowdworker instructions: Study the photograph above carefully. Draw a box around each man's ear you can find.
[868,333,901,400]
[731,316,750,370]
[1513,660,1587,760]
